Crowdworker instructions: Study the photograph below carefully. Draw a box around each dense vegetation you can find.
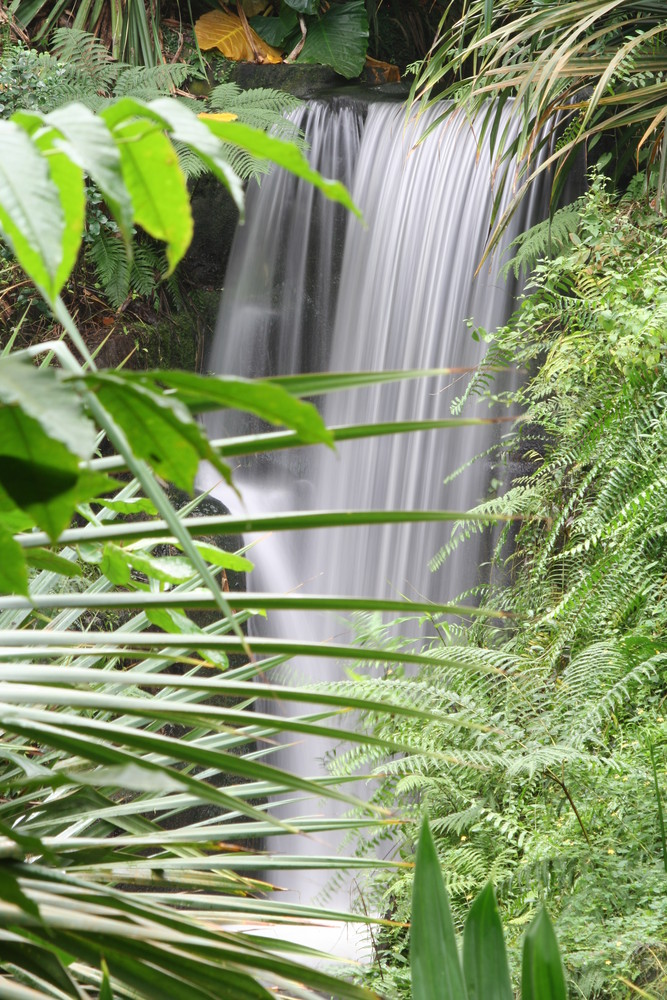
[0,3,665,998]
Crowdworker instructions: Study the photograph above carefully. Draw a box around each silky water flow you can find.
[200,97,552,955]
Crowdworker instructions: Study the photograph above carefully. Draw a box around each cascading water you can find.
[200,97,553,929]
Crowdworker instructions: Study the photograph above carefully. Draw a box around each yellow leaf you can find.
[194,10,282,64]
[198,112,239,122]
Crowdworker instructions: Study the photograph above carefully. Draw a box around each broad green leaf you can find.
[88,373,231,492]
[249,7,298,46]
[0,525,28,597]
[201,118,360,217]
[189,540,253,574]
[145,607,228,669]
[521,908,567,1000]
[411,818,467,1000]
[13,113,86,294]
[0,407,112,540]
[147,98,244,215]
[47,103,134,244]
[97,497,158,515]
[463,883,512,1000]
[296,1,369,79]
[101,96,171,132]
[0,119,64,300]
[25,548,82,579]
[111,118,192,274]
[140,370,332,445]
[0,487,37,534]
[119,547,198,585]
[99,543,132,586]
[0,867,40,921]
[0,356,96,459]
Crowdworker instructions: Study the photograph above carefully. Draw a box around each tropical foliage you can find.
[9,0,167,66]
[411,819,567,1000]
[0,27,303,314]
[345,171,667,999]
[409,0,667,248]
[195,1,370,80]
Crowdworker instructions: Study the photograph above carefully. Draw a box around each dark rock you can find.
[185,173,241,288]
[225,60,339,98]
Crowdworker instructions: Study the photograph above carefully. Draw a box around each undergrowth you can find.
[0,28,304,328]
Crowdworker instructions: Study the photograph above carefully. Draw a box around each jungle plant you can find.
[409,0,667,251]
[0,27,305,313]
[9,0,167,66]
[411,818,567,1000]
[195,0,370,79]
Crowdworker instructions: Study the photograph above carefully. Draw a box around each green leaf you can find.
[0,119,64,300]
[521,908,567,1000]
[411,818,467,1000]
[100,960,113,1000]
[25,548,82,579]
[46,103,134,244]
[0,407,112,540]
[110,118,192,274]
[484,0,494,35]
[201,119,360,217]
[189,540,253,574]
[141,370,332,445]
[249,7,298,46]
[0,524,28,597]
[0,866,40,921]
[147,98,245,216]
[99,543,131,586]
[145,608,228,669]
[0,940,85,999]
[118,547,198,585]
[13,114,86,294]
[89,373,231,492]
[296,1,369,79]
[463,883,512,1000]
[97,496,158,515]
[0,356,96,459]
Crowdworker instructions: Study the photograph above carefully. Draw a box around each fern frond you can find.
[501,201,584,280]
[85,229,129,309]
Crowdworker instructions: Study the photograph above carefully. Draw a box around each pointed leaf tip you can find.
[463,882,512,1000]
[522,907,567,1000]
[411,818,467,1000]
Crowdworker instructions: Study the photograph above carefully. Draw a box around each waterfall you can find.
[200,97,551,930]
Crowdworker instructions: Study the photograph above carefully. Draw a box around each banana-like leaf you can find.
[521,907,567,1000]
[411,818,467,999]
[463,883,512,1000]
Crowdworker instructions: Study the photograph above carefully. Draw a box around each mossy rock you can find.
[225,60,339,98]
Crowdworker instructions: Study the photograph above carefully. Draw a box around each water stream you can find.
[200,97,554,929]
